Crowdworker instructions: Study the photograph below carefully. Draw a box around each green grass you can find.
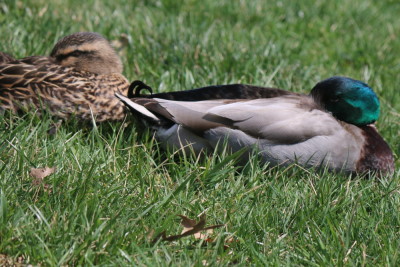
[1,0,399,265]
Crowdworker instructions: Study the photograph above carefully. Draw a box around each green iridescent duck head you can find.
[310,76,380,126]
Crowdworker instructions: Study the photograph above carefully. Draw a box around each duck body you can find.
[117,77,394,175]
[0,32,129,122]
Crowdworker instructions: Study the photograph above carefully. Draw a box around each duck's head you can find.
[50,32,123,75]
[310,76,380,126]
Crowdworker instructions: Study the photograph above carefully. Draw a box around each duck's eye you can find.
[69,50,85,57]
[329,94,343,103]
[330,97,340,103]
[56,50,92,61]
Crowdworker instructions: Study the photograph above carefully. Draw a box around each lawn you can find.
[0,0,399,265]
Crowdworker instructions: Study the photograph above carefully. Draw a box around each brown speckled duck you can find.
[117,77,395,175]
[0,32,129,122]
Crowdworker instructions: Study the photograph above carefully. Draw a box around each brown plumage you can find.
[0,32,129,122]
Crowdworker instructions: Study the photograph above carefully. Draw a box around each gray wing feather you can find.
[156,96,341,143]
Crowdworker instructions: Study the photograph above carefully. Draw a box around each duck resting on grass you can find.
[0,32,129,122]
[116,77,394,175]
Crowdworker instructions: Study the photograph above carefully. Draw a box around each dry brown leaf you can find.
[30,167,55,193]
[29,166,56,179]
[179,213,206,235]
[179,215,198,233]
[194,228,214,240]
[151,213,224,243]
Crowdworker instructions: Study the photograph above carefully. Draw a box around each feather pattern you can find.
[0,32,129,122]
[0,52,15,64]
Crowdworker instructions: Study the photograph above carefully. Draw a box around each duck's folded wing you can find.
[154,96,344,144]
[149,98,230,131]
[0,58,93,114]
[0,57,54,88]
[147,84,295,101]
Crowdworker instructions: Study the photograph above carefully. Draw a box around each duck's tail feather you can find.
[115,93,160,123]
[128,80,153,98]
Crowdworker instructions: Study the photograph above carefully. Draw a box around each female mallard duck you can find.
[0,32,129,122]
[117,77,394,175]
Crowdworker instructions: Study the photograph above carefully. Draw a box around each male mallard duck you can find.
[0,32,129,122]
[116,77,395,175]
[0,52,15,64]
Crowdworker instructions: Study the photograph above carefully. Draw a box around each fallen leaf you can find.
[29,166,56,179]
[30,167,55,193]
[179,213,206,235]
[151,213,224,243]
[194,228,213,240]
[179,215,198,233]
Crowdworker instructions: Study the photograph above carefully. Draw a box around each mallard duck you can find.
[116,77,395,175]
[0,52,15,64]
[0,32,129,122]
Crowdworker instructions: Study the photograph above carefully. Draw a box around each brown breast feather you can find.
[356,125,394,175]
